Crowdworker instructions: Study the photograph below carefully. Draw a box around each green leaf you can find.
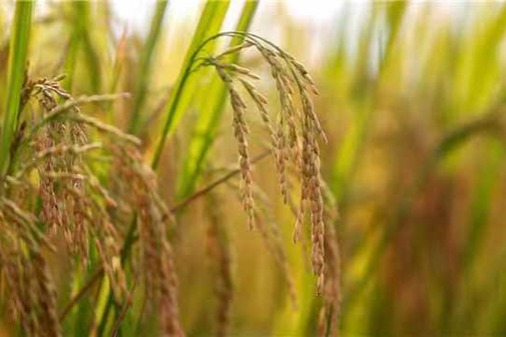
[177,0,259,198]
[151,0,231,169]
[128,0,169,135]
[63,2,102,92]
[0,0,33,177]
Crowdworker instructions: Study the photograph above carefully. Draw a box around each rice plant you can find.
[3,1,506,336]
[0,1,338,336]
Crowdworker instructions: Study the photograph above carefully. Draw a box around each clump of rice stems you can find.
[213,65,256,230]
[194,32,328,295]
[13,75,129,302]
[0,74,182,336]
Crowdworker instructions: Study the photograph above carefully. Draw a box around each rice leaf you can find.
[0,1,33,177]
[128,0,169,135]
[63,2,101,92]
[177,0,259,197]
[151,0,231,169]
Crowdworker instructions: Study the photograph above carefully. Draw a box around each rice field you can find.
[1,1,506,336]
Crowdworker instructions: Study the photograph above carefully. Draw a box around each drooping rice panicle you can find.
[203,34,328,296]
[1,74,183,335]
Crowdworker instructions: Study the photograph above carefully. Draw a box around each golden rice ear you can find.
[2,76,184,335]
[216,67,256,230]
[208,35,328,296]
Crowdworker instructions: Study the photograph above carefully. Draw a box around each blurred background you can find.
[3,0,506,335]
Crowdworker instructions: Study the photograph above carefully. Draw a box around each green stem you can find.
[0,1,33,179]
